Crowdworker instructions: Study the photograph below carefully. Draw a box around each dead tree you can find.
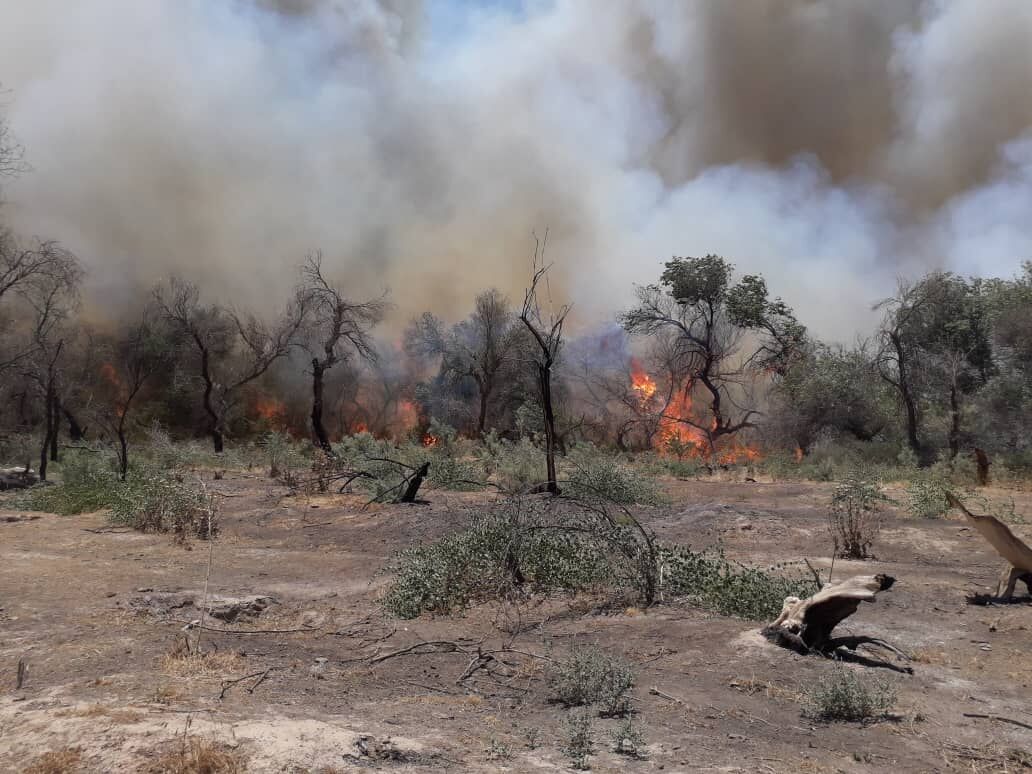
[96,310,171,479]
[946,493,1032,601]
[519,235,569,496]
[156,277,306,452]
[297,252,386,454]
[974,448,990,486]
[763,574,912,672]
[16,246,83,480]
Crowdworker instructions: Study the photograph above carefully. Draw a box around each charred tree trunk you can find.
[476,380,490,436]
[537,364,559,495]
[890,331,923,462]
[63,405,87,441]
[39,379,57,481]
[948,382,961,461]
[398,461,430,503]
[310,358,332,454]
[974,448,990,487]
[49,393,60,462]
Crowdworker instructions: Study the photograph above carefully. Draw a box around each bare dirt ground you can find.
[1,474,1031,773]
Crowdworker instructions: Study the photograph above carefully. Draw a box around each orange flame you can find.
[422,434,439,448]
[631,361,762,464]
[629,358,657,404]
[253,396,287,428]
[100,362,128,417]
[794,446,804,463]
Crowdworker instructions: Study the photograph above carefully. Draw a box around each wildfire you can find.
[422,434,439,448]
[253,395,287,428]
[629,358,657,404]
[794,445,804,463]
[100,362,128,417]
[630,360,763,465]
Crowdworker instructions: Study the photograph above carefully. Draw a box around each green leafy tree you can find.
[621,255,805,455]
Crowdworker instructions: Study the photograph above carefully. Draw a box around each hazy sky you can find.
[1,0,1030,340]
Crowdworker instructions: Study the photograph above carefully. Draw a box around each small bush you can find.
[109,471,218,542]
[905,465,951,518]
[480,434,546,492]
[566,445,663,505]
[563,710,595,771]
[660,545,817,621]
[262,431,305,481]
[611,717,647,759]
[549,647,635,717]
[24,747,83,774]
[144,736,245,773]
[22,451,121,515]
[802,667,897,722]
[381,502,614,618]
[828,467,890,559]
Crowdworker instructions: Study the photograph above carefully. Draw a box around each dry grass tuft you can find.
[728,675,802,702]
[161,643,245,678]
[55,703,143,724]
[24,748,83,774]
[144,737,245,774]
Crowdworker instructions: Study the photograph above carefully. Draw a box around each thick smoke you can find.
[1,0,1030,340]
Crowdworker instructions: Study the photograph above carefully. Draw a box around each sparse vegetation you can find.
[563,710,595,771]
[611,717,648,759]
[23,748,83,774]
[548,647,635,717]
[144,736,245,774]
[828,466,890,558]
[802,667,898,722]
[660,545,818,620]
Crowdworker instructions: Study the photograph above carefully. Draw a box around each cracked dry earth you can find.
[1,473,1031,773]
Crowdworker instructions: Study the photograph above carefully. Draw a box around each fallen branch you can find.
[962,712,1032,731]
[649,686,688,706]
[219,669,270,700]
[369,640,468,664]
[176,620,319,635]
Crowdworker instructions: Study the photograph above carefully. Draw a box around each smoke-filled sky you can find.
[1,0,1031,340]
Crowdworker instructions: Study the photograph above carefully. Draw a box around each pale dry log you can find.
[763,574,912,672]
[946,492,1032,601]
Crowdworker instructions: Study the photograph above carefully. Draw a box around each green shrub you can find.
[566,445,663,505]
[563,710,595,771]
[21,451,121,515]
[802,667,897,722]
[548,647,635,717]
[660,546,818,621]
[479,435,546,492]
[611,717,647,759]
[904,464,951,518]
[381,501,615,618]
[828,467,890,558]
[108,470,218,541]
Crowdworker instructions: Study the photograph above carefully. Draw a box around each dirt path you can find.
[1,476,1030,772]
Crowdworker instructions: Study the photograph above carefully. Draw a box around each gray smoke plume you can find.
[1,0,1030,340]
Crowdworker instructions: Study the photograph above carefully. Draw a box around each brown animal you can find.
[946,492,1032,600]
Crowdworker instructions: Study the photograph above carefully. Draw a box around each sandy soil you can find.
[1,474,1031,773]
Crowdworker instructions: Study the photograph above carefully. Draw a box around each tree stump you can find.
[763,574,912,672]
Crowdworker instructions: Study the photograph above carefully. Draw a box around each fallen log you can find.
[0,468,39,491]
[762,574,912,672]
[946,492,1032,601]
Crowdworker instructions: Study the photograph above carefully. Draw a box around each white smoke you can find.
[0,0,1030,341]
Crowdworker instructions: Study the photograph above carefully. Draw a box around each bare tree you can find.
[406,288,525,436]
[519,235,569,495]
[17,247,83,479]
[155,277,306,453]
[95,309,172,479]
[297,251,387,453]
